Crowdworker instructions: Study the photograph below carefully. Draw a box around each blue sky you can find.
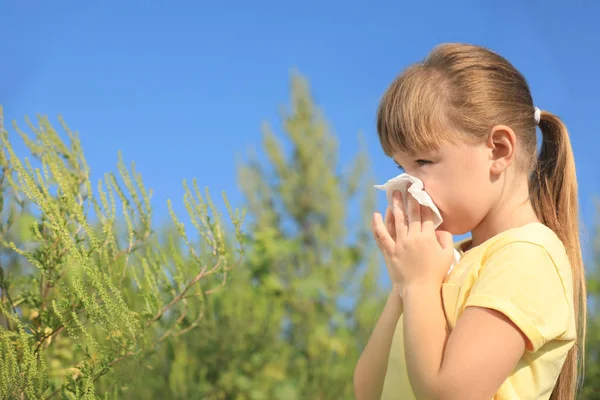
[2,1,599,278]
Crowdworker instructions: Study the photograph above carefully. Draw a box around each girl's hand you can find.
[372,204,402,291]
[372,189,455,291]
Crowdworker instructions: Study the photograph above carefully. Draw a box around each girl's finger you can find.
[406,191,421,233]
[373,212,395,254]
[392,191,407,240]
[371,212,382,247]
[384,206,396,238]
[371,217,385,252]
[421,205,434,233]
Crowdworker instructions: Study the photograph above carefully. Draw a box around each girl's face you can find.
[393,140,495,235]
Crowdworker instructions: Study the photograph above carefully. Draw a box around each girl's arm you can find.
[353,288,403,400]
[402,284,527,400]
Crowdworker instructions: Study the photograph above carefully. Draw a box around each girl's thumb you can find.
[435,230,454,250]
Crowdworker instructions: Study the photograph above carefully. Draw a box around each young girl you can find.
[354,43,586,400]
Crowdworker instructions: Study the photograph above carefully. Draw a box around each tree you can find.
[0,105,245,399]
[235,72,384,398]
[104,72,385,399]
[119,72,383,399]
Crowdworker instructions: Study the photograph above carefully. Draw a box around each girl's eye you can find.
[395,160,431,172]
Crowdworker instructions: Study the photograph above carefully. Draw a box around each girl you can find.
[353,43,586,400]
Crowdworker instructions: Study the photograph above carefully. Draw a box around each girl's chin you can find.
[437,221,462,236]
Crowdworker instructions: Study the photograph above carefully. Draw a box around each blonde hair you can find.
[376,43,586,399]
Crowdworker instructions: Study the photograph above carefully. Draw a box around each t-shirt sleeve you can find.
[464,241,570,352]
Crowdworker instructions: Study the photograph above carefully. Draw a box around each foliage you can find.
[582,203,600,399]
[0,105,245,399]
[99,72,386,399]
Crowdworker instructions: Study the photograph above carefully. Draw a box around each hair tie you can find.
[534,107,541,125]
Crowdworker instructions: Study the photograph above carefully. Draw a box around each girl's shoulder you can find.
[480,222,569,269]
[450,222,572,294]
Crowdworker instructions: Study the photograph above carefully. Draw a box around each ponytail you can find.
[529,110,587,399]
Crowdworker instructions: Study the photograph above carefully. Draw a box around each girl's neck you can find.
[470,178,541,249]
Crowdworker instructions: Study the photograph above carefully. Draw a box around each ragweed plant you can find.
[0,106,245,399]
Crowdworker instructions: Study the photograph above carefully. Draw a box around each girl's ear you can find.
[487,125,517,175]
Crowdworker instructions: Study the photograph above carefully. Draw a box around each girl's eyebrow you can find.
[393,155,424,165]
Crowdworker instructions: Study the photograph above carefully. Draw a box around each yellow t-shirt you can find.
[380,222,576,400]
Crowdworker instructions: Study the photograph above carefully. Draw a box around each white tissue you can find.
[374,173,443,229]
[374,173,461,272]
